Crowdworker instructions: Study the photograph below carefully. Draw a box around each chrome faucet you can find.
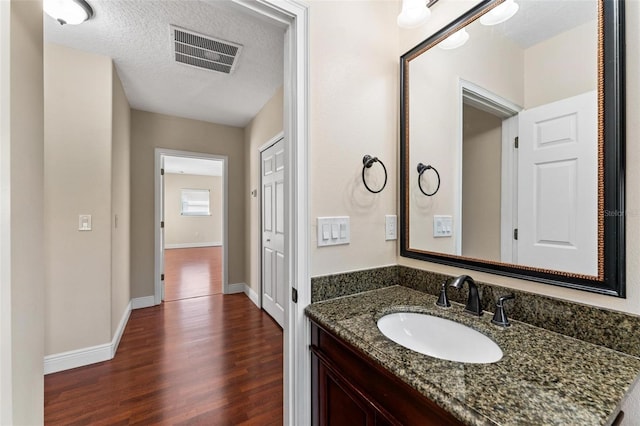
[450,275,483,316]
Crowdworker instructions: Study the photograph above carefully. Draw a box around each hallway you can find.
[44,294,283,425]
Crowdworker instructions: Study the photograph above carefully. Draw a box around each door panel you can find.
[261,138,285,327]
[517,91,597,276]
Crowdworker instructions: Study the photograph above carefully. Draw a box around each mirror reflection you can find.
[407,0,598,276]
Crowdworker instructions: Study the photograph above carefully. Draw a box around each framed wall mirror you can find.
[400,0,625,296]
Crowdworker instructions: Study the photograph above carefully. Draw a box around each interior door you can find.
[517,91,597,276]
[261,138,285,327]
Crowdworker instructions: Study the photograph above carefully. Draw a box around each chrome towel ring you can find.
[362,155,388,194]
[417,162,440,196]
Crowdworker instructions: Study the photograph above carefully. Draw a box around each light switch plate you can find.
[79,214,92,231]
[433,215,453,238]
[317,217,350,247]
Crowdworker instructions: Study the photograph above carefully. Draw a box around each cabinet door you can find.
[318,359,375,426]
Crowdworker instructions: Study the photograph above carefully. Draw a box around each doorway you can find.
[163,155,225,301]
[155,149,229,303]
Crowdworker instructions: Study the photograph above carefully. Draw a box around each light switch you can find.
[79,214,92,231]
[322,224,330,240]
[317,217,350,247]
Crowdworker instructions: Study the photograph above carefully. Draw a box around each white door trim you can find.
[258,131,286,312]
[458,79,521,259]
[0,1,12,422]
[154,148,229,304]
[230,1,310,425]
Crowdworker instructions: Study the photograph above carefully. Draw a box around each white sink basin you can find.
[377,312,503,364]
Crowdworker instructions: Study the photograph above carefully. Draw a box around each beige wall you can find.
[524,21,597,109]
[164,174,223,247]
[407,18,523,255]
[244,87,283,294]
[44,43,113,354]
[0,1,45,423]
[399,0,640,316]
[309,0,398,276]
[130,110,245,297]
[461,105,501,260]
[111,64,131,337]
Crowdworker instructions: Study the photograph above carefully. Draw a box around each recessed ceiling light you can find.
[43,0,94,26]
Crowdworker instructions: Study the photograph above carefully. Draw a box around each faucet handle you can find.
[491,294,515,327]
[436,280,451,308]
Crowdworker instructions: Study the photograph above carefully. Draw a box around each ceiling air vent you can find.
[171,26,242,75]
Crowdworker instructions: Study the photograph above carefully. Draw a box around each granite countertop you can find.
[305,285,640,426]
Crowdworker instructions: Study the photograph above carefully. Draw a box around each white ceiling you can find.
[164,156,223,176]
[44,0,285,128]
[499,0,597,48]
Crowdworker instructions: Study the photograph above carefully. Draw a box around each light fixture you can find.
[479,0,519,26]
[397,0,431,29]
[438,28,469,50]
[43,0,94,26]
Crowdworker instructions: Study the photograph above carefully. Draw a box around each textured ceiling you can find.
[44,0,285,128]
[500,0,597,48]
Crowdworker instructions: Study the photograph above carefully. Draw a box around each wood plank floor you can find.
[44,294,283,425]
[164,247,222,301]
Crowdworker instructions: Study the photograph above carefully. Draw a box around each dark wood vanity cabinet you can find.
[311,321,464,426]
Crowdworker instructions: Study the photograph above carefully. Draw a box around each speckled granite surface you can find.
[398,266,640,358]
[306,286,640,426]
[311,266,398,302]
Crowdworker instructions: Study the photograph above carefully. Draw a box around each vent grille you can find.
[171,26,242,75]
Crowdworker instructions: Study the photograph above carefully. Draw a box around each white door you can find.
[261,138,285,327]
[517,91,597,275]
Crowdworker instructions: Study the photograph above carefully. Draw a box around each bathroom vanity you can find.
[306,286,640,425]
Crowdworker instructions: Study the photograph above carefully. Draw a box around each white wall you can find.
[164,173,223,247]
[309,0,398,276]
[524,20,597,109]
[244,87,283,294]
[0,1,45,423]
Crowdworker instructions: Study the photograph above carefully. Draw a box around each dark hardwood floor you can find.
[44,294,283,425]
[164,247,222,301]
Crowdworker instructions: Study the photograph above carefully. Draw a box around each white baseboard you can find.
[244,284,260,308]
[165,241,221,249]
[227,282,246,294]
[132,296,155,309]
[111,300,132,357]
[44,301,132,375]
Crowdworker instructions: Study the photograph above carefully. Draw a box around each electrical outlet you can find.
[385,215,397,240]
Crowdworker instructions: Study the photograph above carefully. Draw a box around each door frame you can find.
[458,79,521,260]
[258,131,285,312]
[154,149,229,303]
[231,2,310,425]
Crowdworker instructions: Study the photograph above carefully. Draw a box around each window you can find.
[181,189,210,216]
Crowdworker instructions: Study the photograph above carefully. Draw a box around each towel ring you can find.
[417,162,440,196]
[362,155,388,194]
